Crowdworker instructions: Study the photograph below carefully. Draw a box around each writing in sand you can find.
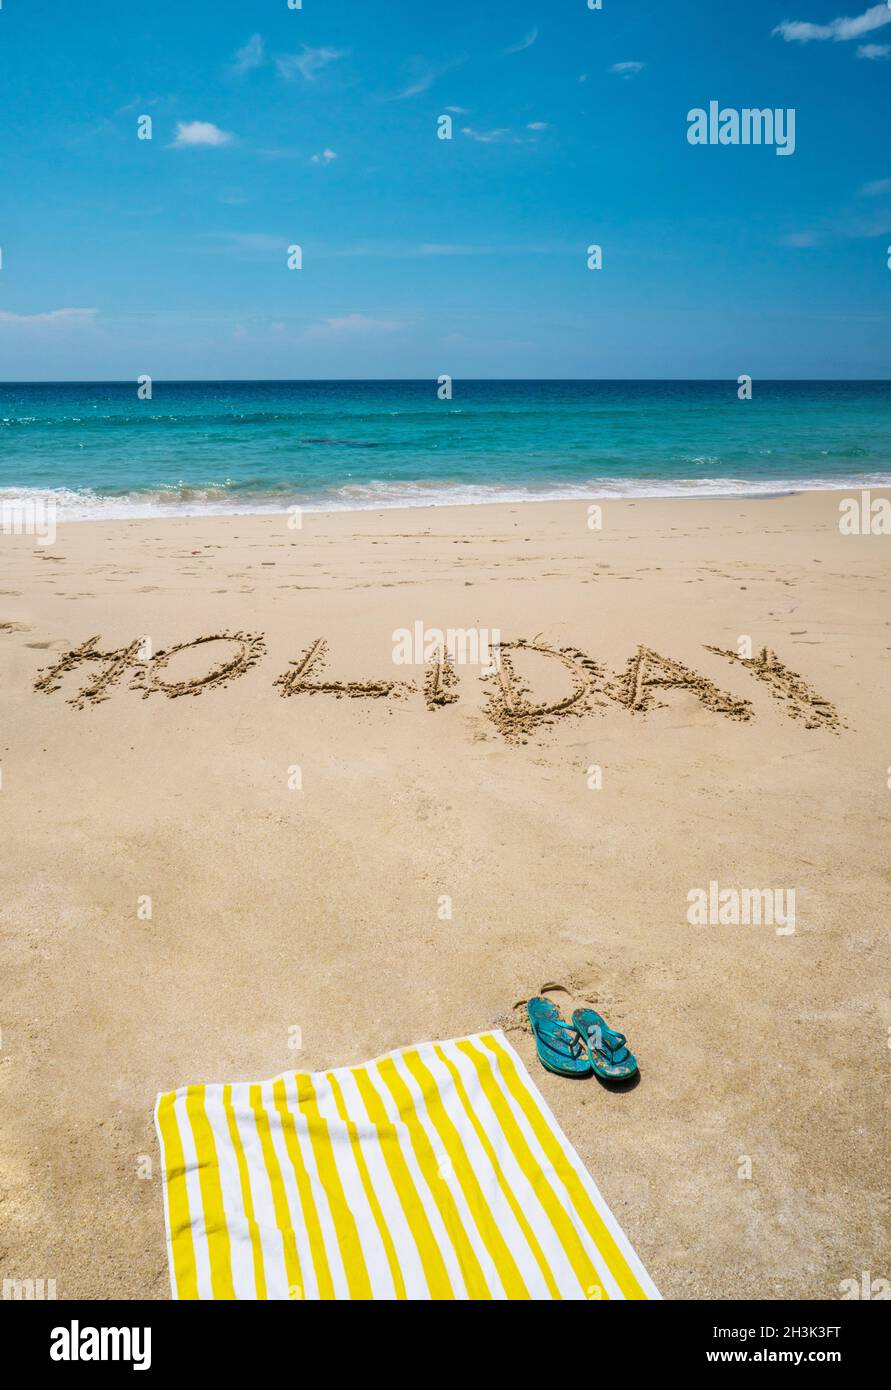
[32,631,842,742]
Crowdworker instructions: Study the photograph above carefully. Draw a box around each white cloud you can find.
[505,28,538,55]
[276,46,345,81]
[170,121,234,148]
[610,61,645,77]
[305,238,561,261]
[461,122,548,145]
[396,73,436,98]
[859,177,891,194]
[305,313,404,338]
[461,126,510,143]
[232,34,264,75]
[445,105,469,114]
[0,307,98,326]
[857,41,890,57]
[387,54,467,101]
[773,4,891,43]
[310,148,338,165]
[418,243,481,256]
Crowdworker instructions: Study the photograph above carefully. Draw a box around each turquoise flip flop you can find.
[572,1009,638,1080]
[527,997,592,1078]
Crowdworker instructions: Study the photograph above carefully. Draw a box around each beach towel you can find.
[154,1030,660,1300]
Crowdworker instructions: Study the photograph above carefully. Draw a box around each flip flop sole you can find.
[590,1058,638,1080]
[535,1048,593,1080]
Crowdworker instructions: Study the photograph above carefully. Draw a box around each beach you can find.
[1,487,889,1300]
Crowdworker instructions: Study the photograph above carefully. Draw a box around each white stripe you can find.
[365,1062,470,1297]
[336,1067,430,1298]
[313,1072,400,1299]
[201,1086,254,1300]
[231,1082,288,1298]
[279,1073,351,1299]
[390,1049,504,1297]
[260,1078,321,1300]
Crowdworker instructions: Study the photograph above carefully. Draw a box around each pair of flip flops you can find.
[527,997,638,1080]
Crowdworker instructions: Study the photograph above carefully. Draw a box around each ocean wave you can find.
[299,437,386,448]
[0,409,474,429]
[2,472,891,522]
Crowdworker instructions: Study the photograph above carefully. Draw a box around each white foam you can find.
[1,473,890,522]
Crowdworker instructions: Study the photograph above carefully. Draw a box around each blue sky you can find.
[0,0,888,378]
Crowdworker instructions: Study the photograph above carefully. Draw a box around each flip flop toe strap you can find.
[537,1019,585,1060]
[585,1023,631,1065]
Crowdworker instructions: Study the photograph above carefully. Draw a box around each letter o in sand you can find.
[133,631,266,700]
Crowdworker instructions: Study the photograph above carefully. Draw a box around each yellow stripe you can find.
[222,1084,267,1300]
[433,1044,561,1299]
[294,1074,373,1299]
[455,1040,604,1296]
[249,1084,303,1297]
[185,1085,236,1300]
[404,1049,530,1299]
[327,1071,407,1300]
[272,1078,336,1299]
[352,1064,455,1299]
[481,1035,648,1300]
[376,1057,491,1300]
[156,1091,199,1300]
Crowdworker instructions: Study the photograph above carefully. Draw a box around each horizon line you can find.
[1,377,889,386]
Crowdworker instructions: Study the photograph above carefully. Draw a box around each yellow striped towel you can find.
[155,1030,660,1300]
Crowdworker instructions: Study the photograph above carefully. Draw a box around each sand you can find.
[1,489,889,1300]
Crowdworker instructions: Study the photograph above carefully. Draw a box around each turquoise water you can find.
[0,380,888,518]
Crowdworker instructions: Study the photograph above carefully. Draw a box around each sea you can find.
[0,379,888,520]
